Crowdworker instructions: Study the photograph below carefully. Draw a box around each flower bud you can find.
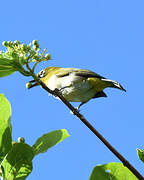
[2,41,8,47]
[18,137,25,143]
[32,40,39,46]
[21,44,27,52]
[7,41,13,47]
[26,82,32,89]
[27,44,31,51]
[45,53,51,60]
[14,40,20,46]
[32,40,39,51]
[33,45,37,51]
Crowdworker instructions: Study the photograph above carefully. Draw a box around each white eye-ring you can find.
[38,70,46,78]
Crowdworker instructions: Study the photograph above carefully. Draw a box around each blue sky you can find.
[0,0,144,179]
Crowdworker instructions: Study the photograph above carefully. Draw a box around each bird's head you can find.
[26,67,59,89]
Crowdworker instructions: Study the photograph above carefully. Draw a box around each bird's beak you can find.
[26,80,39,89]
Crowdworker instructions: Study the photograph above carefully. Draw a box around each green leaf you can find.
[0,69,16,77]
[89,162,137,180]
[0,55,16,77]
[13,161,32,180]
[0,94,12,163]
[137,148,144,163]
[32,129,69,155]
[1,142,34,180]
[0,52,30,78]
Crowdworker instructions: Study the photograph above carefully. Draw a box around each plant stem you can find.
[27,64,144,180]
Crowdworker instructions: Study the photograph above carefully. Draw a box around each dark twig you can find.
[26,63,143,179]
[36,80,143,180]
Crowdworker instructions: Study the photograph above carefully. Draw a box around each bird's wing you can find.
[56,68,105,79]
[55,68,71,77]
[74,69,105,79]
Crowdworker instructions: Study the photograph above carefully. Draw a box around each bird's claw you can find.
[70,107,80,115]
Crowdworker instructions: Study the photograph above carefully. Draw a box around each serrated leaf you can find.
[89,162,137,180]
[0,94,12,163]
[32,129,69,155]
[137,148,144,163]
[1,142,34,180]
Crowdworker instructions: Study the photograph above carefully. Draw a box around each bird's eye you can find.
[38,70,46,78]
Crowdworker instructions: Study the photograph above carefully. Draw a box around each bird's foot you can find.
[70,107,80,115]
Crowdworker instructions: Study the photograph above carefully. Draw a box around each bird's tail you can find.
[101,79,126,92]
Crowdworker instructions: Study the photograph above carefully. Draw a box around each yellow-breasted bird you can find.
[27,67,126,110]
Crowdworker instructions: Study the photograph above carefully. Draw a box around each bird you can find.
[26,67,126,110]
